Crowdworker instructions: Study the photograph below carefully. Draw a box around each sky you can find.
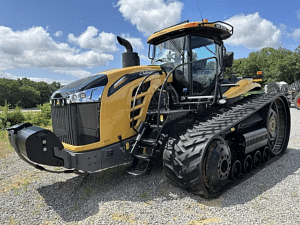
[0,0,299,85]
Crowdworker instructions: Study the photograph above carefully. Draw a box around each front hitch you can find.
[7,123,65,168]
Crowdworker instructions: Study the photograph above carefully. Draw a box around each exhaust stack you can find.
[117,36,140,68]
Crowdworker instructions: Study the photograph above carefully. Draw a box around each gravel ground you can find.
[1,107,300,225]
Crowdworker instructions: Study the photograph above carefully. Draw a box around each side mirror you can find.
[224,52,234,67]
[148,44,155,60]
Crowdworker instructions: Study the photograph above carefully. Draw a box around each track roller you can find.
[243,155,253,174]
[229,160,241,180]
[262,147,270,163]
[163,94,290,199]
[253,151,261,168]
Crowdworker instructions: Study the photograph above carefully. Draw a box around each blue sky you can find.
[0,0,299,85]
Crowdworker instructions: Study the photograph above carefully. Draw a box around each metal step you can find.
[133,153,151,161]
[125,159,152,176]
[139,138,157,147]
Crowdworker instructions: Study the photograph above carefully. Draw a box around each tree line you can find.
[0,78,62,108]
[224,45,300,85]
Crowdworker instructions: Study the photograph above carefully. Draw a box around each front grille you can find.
[51,103,100,146]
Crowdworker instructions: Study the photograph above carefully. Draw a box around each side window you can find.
[190,37,217,95]
[192,58,216,88]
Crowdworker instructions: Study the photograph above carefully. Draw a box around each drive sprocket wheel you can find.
[267,98,290,156]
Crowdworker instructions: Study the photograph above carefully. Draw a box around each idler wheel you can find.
[253,151,262,168]
[229,160,241,180]
[262,147,270,163]
[266,98,290,156]
[243,155,253,174]
[203,137,231,192]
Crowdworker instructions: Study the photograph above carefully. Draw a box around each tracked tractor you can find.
[8,20,291,198]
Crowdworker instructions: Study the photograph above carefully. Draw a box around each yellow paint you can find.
[223,78,261,99]
[147,21,232,44]
[62,65,168,152]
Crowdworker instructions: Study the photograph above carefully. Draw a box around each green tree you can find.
[0,78,62,108]
[224,46,300,85]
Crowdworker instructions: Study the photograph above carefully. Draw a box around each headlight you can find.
[52,86,105,105]
[79,92,86,99]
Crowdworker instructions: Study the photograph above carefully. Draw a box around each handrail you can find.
[157,56,219,135]
[131,70,162,132]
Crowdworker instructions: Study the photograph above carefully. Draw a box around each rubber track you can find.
[163,92,286,198]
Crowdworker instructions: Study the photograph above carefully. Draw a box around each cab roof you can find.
[147,20,233,45]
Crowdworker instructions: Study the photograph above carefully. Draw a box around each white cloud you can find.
[0,71,20,79]
[289,28,300,41]
[140,54,151,64]
[120,33,144,51]
[117,0,183,36]
[0,70,71,85]
[54,31,63,37]
[0,25,119,80]
[68,26,118,53]
[28,77,71,85]
[225,12,281,49]
[53,69,92,78]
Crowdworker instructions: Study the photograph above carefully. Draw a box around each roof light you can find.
[203,19,208,22]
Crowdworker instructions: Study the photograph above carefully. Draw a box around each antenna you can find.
[196,0,204,21]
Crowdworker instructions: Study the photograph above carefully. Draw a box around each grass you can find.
[0,124,52,159]
[0,128,13,158]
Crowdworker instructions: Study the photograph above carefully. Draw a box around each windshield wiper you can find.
[205,46,216,56]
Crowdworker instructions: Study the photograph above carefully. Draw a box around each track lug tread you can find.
[163,92,290,198]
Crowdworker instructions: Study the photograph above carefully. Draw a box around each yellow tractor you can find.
[8,20,290,198]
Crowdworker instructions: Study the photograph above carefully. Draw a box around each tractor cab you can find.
[147,20,234,99]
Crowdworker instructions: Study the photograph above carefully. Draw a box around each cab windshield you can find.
[151,35,219,95]
[151,36,187,69]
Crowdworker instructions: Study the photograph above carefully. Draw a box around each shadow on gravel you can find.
[37,161,169,222]
[37,148,300,222]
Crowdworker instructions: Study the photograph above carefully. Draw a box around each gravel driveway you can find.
[1,107,300,225]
